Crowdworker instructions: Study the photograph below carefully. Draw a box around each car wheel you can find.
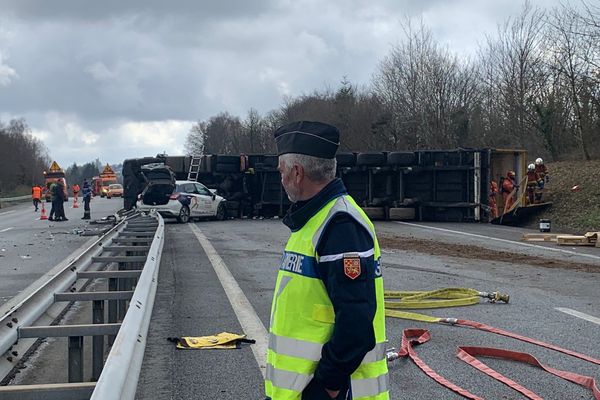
[177,206,190,223]
[216,202,226,221]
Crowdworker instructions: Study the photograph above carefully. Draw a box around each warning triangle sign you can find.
[48,161,62,172]
[101,164,115,174]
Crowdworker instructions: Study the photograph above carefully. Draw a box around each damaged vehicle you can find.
[137,165,226,223]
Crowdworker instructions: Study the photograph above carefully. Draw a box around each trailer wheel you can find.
[387,152,415,166]
[336,152,356,167]
[357,152,385,166]
[216,163,240,173]
[216,155,240,165]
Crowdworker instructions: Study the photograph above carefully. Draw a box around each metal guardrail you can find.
[0,195,29,209]
[91,213,164,400]
[0,211,164,400]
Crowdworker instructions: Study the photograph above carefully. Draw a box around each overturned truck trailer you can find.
[123,149,527,222]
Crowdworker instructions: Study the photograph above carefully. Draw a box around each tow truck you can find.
[96,164,118,198]
[43,161,68,202]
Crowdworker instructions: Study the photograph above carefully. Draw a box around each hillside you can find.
[534,160,600,233]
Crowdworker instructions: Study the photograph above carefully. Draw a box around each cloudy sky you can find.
[0,0,569,167]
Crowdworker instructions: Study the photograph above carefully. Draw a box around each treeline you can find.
[185,1,600,161]
[65,160,103,188]
[0,119,49,196]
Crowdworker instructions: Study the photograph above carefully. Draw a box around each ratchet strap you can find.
[386,288,600,398]
[456,346,600,400]
[399,329,483,400]
[400,329,600,400]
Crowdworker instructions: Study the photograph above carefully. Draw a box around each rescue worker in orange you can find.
[501,171,518,212]
[534,158,548,202]
[526,164,542,205]
[31,184,42,212]
[72,183,80,199]
[489,180,499,219]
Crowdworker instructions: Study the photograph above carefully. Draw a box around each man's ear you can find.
[294,164,304,184]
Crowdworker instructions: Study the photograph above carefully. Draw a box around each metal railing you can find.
[0,195,29,209]
[0,211,164,400]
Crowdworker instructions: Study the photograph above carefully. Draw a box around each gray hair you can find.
[280,153,337,183]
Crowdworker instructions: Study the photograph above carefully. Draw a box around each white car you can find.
[137,180,227,223]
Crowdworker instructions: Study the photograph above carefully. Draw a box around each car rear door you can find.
[181,183,202,216]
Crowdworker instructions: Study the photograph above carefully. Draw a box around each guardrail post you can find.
[92,300,104,380]
[108,278,117,345]
[68,336,84,383]
[117,262,127,321]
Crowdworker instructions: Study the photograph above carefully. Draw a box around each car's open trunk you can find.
[140,164,176,206]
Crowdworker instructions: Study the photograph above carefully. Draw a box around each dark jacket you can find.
[283,178,377,398]
[82,183,92,199]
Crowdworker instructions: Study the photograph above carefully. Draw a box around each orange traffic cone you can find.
[73,195,79,208]
[39,202,48,220]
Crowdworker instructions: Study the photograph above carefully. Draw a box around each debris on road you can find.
[167,332,255,350]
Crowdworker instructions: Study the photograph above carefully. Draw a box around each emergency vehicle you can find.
[43,161,68,202]
[97,164,118,198]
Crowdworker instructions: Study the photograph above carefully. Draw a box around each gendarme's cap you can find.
[274,121,340,159]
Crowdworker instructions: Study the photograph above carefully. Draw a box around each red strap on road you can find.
[399,329,483,400]
[455,319,600,366]
[457,346,600,400]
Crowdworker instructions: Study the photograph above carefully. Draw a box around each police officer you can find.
[265,121,389,400]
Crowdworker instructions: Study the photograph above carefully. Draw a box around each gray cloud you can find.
[0,0,571,166]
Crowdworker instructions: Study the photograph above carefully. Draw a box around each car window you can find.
[183,183,198,193]
[195,183,211,196]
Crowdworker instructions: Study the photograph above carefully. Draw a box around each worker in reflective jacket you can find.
[266,121,389,400]
[501,171,517,212]
[488,180,499,219]
[526,164,542,205]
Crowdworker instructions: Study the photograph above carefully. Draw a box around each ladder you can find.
[187,156,202,181]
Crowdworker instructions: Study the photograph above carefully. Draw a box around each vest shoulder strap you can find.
[311,195,374,251]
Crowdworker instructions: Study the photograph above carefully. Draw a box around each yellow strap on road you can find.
[385,288,481,310]
[384,309,442,323]
[384,287,507,323]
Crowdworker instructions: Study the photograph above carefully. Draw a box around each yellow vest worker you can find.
[266,121,389,400]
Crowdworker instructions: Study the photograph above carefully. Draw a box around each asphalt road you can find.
[137,219,600,400]
[0,197,124,307]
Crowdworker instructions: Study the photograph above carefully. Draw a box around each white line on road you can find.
[0,210,16,217]
[555,307,600,326]
[189,223,269,378]
[394,221,600,262]
[0,227,14,233]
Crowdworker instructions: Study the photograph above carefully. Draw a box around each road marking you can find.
[0,227,14,233]
[394,221,600,262]
[189,223,268,378]
[555,307,600,326]
[0,210,16,216]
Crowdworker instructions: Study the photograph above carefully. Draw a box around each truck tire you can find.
[387,152,415,166]
[357,152,385,166]
[216,155,240,165]
[263,155,279,168]
[336,152,356,167]
[216,163,240,173]
[389,207,416,220]
[362,207,386,220]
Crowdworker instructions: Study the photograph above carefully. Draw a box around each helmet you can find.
[528,163,535,171]
[535,158,543,165]
[507,170,515,178]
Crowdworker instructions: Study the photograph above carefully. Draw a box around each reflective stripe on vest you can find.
[265,194,389,400]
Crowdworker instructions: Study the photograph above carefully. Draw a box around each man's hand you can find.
[325,388,339,398]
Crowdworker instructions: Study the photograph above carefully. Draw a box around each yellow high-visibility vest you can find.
[265,195,389,400]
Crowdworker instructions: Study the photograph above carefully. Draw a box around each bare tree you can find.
[184,120,207,155]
